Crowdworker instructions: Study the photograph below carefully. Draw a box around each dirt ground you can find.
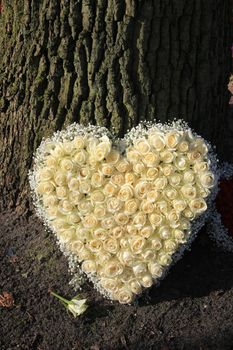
[1,210,233,350]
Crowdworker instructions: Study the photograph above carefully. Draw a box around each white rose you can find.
[126,225,138,235]
[140,226,153,239]
[134,138,151,154]
[54,172,67,186]
[60,158,74,172]
[147,190,159,202]
[133,162,146,174]
[103,238,119,254]
[101,216,115,229]
[101,278,119,293]
[164,239,177,253]
[141,200,154,214]
[199,172,215,188]
[180,184,197,199]
[36,181,55,195]
[125,172,137,184]
[158,226,172,239]
[118,184,134,201]
[94,136,112,161]
[98,252,112,264]
[94,206,106,218]
[155,200,169,214]
[82,260,97,274]
[160,150,174,163]
[90,190,105,203]
[157,253,172,266]
[135,181,151,199]
[60,200,74,213]
[187,150,203,162]
[126,148,141,163]
[82,214,98,228]
[132,262,147,276]
[193,161,209,173]
[124,199,139,215]
[114,213,129,226]
[101,164,114,176]
[149,213,163,227]
[150,236,162,250]
[78,200,93,214]
[164,187,178,200]
[79,180,91,193]
[43,195,58,207]
[130,236,146,254]
[51,144,66,158]
[45,156,58,168]
[116,288,133,304]
[142,249,156,261]
[103,182,118,197]
[191,137,208,156]
[133,213,147,227]
[173,229,185,242]
[68,178,80,192]
[104,260,123,277]
[146,167,159,180]
[74,150,87,165]
[111,173,125,186]
[183,170,195,184]
[69,191,83,205]
[167,210,180,228]
[37,167,54,181]
[148,132,165,151]
[116,159,131,173]
[78,248,92,261]
[148,262,163,277]
[88,239,103,252]
[79,167,90,179]
[105,149,120,164]
[73,136,86,150]
[107,197,122,213]
[189,198,207,215]
[118,250,135,266]
[57,227,76,243]
[70,240,84,253]
[174,155,188,170]
[91,173,104,188]
[140,273,153,288]
[172,199,187,212]
[93,228,108,240]
[130,280,142,294]
[154,177,168,190]
[165,131,182,149]
[143,152,159,167]
[183,208,195,220]
[161,164,174,177]
[112,226,125,239]
[178,140,189,153]
[169,173,182,187]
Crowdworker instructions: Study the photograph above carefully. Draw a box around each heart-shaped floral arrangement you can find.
[29,121,218,303]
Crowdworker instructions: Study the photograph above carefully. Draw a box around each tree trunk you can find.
[0,0,232,211]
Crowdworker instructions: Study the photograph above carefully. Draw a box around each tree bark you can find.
[0,0,232,211]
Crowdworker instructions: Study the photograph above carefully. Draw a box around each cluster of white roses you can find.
[30,122,216,304]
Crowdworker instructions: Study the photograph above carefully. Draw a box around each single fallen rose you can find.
[50,291,88,317]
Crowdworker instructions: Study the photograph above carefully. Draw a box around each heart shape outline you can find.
[29,121,218,304]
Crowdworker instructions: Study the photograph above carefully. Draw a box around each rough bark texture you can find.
[0,0,232,211]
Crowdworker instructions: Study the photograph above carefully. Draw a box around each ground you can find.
[1,210,233,350]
